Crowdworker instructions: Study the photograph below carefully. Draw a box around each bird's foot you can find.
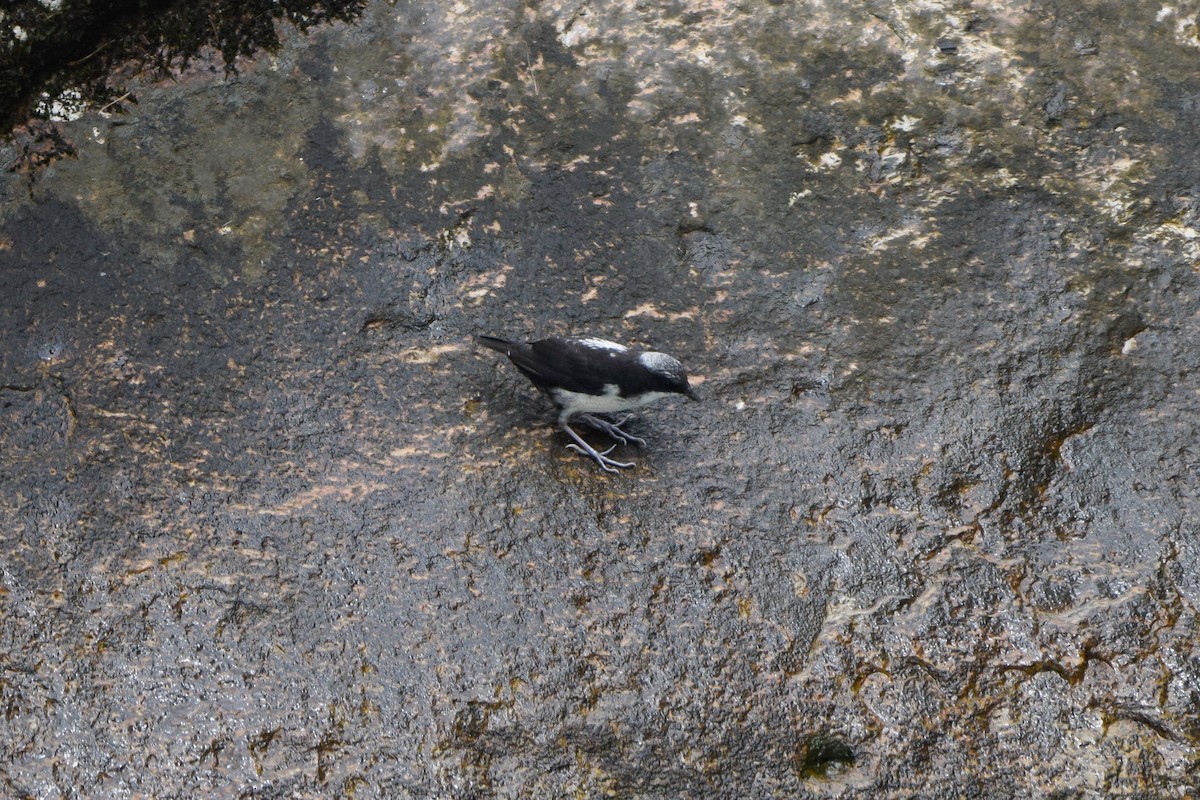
[565,443,634,472]
[579,413,647,447]
[562,423,634,472]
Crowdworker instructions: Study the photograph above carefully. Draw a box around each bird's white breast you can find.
[552,384,674,417]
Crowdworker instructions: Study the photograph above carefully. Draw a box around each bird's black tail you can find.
[475,334,514,354]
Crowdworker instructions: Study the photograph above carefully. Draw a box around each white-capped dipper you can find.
[476,335,699,472]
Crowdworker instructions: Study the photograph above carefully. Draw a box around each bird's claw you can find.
[562,421,636,472]
[579,414,647,447]
[565,443,633,472]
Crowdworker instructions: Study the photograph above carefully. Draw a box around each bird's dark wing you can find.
[510,337,634,396]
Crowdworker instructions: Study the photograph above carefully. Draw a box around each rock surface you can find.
[1,0,1198,797]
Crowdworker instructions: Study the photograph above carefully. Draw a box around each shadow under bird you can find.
[476,335,699,472]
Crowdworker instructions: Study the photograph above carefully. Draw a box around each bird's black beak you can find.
[685,387,701,401]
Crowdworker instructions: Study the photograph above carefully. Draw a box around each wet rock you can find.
[1,0,1198,797]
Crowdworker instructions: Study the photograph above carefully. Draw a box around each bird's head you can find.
[637,351,699,401]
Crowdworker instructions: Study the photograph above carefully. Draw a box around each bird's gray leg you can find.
[561,421,634,472]
[578,413,647,447]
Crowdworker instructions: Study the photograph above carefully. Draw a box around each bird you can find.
[476,334,699,472]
